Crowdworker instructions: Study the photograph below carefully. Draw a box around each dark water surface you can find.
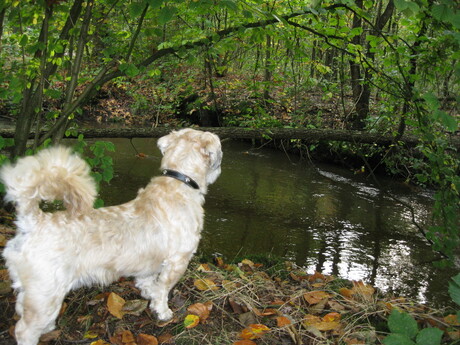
[96,137,456,308]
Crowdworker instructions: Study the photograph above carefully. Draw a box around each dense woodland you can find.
[0,0,459,343]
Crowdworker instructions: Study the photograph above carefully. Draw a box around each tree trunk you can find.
[1,127,458,149]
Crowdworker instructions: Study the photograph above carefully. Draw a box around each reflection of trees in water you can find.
[104,139,453,307]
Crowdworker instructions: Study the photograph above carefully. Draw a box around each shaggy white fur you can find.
[1,128,222,345]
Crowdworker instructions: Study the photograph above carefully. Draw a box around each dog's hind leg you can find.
[14,285,66,345]
[136,259,189,321]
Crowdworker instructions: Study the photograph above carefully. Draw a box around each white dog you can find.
[1,128,222,345]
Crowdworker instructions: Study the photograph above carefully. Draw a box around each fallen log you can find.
[0,127,459,149]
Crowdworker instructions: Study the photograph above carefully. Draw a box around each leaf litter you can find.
[0,241,459,345]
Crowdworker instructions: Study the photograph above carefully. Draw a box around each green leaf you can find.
[422,93,440,109]
[435,110,458,132]
[394,0,409,11]
[146,0,163,9]
[44,88,62,99]
[94,198,104,209]
[19,34,28,47]
[415,327,443,345]
[129,2,145,18]
[431,4,451,21]
[158,6,176,25]
[449,273,460,306]
[383,333,416,345]
[388,309,418,339]
[220,0,238,12]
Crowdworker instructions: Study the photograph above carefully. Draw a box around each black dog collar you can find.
[162,169,200,190]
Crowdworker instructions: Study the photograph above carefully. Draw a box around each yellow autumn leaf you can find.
[84,331,99,339]
[107,292,126,319]
[303,314,341,331]
[303,290,331,305]
[90,340,110,345]
[323,312,341,322]
[193,278,219,291]
[184,314,200,329]
[239,324,270,340]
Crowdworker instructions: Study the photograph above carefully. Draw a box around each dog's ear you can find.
[157,131,176,155]
[200,133,222,169]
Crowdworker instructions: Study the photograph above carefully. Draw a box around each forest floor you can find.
[1,222,459,345]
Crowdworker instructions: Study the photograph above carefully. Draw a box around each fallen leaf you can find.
[239,324,270,340]
[344,338,366,345]
[215,256,225,268]
[308,271,326,283]
[222,279,238,291]
[444,314,460,326]
[276,316,292,327]
[323,312,341,322]
[137,334,159,345]
[303,290,331,305]
[40,330,61,342]
[303,314,341,331]
[253,307,277,316]
[194,278,219,291]
[0,269,9,281]
[136,152,147,158]
[241,259,255,267]
[309,296,328,314]
[233,341,257,345]
[239,311,257,326]
[122,299,149,316]
[184,314,200,329]
[107,292,126,319]
[339,287,354,299]
[327,299,346,311]
[0,234,6,247]
[0,281,12,295]
[121,330,135,343]
[157,332,174,344]
[90,340,111,345]
[290,271,309,281]
[197,263,212,272]
[229,298,245,314]
[352,281,375,301]
[84,331,100,339]
[187,302,212,323]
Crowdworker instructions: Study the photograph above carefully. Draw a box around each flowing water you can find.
[95,137,456,308]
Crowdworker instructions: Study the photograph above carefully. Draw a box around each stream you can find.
[94,137,456,308]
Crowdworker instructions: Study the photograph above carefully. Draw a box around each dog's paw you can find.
[157,308,173,321]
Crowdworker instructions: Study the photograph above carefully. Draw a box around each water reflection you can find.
[96,138,456,307]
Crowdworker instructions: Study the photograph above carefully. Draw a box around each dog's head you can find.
[157,129,222,187]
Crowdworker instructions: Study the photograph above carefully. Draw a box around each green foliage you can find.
[383,309,443,345]
[72,135,115,208]
[85,141,115,208]
[0,136,15,194]
[385,274,460,345]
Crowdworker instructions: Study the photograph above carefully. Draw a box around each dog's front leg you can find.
[135,259,188,321]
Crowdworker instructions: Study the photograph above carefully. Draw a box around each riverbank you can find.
[0,222,459,345]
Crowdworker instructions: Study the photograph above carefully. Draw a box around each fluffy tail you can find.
[1,146,97,218]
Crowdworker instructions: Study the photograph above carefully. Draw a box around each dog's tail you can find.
[1,146,97,218]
